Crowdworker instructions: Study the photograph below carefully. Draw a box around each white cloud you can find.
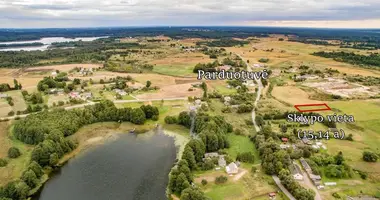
[0,0,380,28]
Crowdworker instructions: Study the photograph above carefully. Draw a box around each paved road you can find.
[296,162,323,200]
[113,97,187,104]
[272,175,297,200]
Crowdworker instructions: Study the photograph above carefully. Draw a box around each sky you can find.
[1,0,380,28]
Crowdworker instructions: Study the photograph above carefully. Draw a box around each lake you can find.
[0,37,106,51]
[35,131,177,200]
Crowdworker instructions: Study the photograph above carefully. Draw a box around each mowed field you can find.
[150,52,214,77]
[227,37,380,77]
[0,121,34,186]
[271,86,323,105]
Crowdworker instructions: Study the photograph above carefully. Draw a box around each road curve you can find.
[236,53,296,200]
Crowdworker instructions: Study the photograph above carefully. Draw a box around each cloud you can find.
[0,0,380,28]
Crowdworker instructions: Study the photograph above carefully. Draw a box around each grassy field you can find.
[196,166,282,200]
[0,122,34,186]
[207,99,255,136]
[226,134,260,164]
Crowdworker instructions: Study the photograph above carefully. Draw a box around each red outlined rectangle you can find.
[294,103,331,112]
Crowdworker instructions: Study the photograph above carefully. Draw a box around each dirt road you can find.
[272,175,297,200]
[296,162,323,200]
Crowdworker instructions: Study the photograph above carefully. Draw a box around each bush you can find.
[236,152,255,163]
[0,158,8,167]
[258,58,269,63]
[7,111,15,116]
[151,115,159,121]
[164,116,178,124]
[58,101,65,106]
[332,192,341,199]
[8,147,21,158]
[201,179,208,186]
[214,175,228,184]
[251,166,257,173]
[363,151,378,162]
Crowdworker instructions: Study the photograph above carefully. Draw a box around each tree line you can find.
[0,38,143,68]
[0,101,159,200]
[166,112,233,199]
[252,125,315,200]
[312,51,380,68]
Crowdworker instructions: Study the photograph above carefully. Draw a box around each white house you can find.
[51,71,57,76]
[0,93,9,98]
[218,156,226,167]
[225,162,239,175]
[290,163,304,181]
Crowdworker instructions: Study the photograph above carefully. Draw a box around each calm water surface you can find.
[0,37,106,51]
[36,131,176,200]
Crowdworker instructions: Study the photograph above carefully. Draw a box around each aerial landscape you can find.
[0,1,380,200]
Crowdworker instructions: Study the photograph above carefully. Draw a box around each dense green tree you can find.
[146,80,151,88]
[0,158,7,167]
[140,105,159,119]
[130,108,146,124]
[182,146,197,170]
[174,173,191,194]
[49,153,59,166]
[28,161,43,178]
[180,187,207,200]
[8,147,21,159]
[178,112,191,128]
[21,169,38,188]
[236,152,255,163]
[362,151,378,162]
[1,181,30,200]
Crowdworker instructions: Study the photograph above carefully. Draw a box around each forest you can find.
[196,39,249,47]
[165,112,233,199]
[2,27,380,43]
[312,51,380,67]
[0,101,159,200]
[0,38,142,68]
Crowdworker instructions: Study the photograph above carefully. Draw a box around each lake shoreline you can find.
[30,122,188,200]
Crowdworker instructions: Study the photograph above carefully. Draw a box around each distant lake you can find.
[35,131,177,200]
[0,37,106,51]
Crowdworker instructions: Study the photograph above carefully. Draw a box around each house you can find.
[218,65,232,71]
[114,89,127,96]
[0,93,9,98]
[195,99,202,106]
[300,158,312,173]
[51,71,57,76]
[224,96,231,105]
[312,144,320,149]
[225,162,239,175]
[69,92,80,99]
[253,63,265,68]
[204,152,219,159]
[302,137,312,145]
[218,156,226,167]
[281,138,289,143]
[289,163,303,180]
[310,174,322,186]
[324,182,337,186]
[49,88,57,94]
[280,144,290,149]
[81,92,93,100]
[269,192,277,198]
